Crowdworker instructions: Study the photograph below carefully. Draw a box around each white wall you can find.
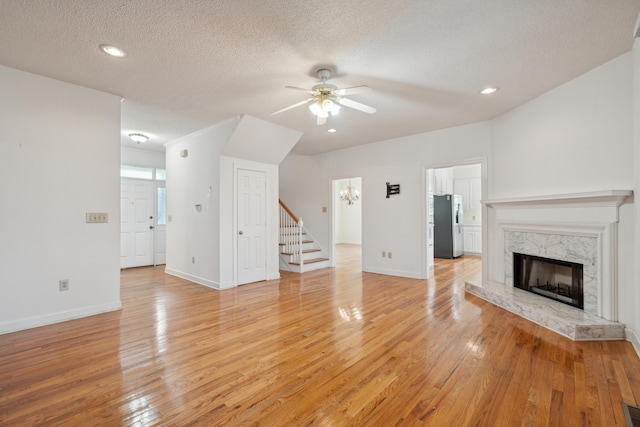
[165,119,238,288]
[280,122,492,278]
[487,52,635,330]
[121,146,166,169]
[0,66,121,334]
[490,53,633,199]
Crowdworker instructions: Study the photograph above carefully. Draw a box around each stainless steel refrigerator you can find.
[434,194,464,258]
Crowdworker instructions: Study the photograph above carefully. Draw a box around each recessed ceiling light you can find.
[327,128,337,133]
[99,44,127,58]
[480,87,498,95]
[128,133,149,144]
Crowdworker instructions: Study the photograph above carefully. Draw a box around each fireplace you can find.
[513,252,584,309]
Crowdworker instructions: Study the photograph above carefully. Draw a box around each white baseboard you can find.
[0,301,122,335]
[165,268,223,290]
[626,327,640,359]
[362,266,423,279]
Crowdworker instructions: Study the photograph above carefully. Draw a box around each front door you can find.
[120,179,154,268]
[237,168,266,285]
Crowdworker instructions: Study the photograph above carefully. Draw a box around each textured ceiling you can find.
[1,0,639,155]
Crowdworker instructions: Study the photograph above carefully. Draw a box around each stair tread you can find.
[290,258,329,266]
[281,249,320,255]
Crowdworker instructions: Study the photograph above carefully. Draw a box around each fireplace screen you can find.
[513,252,584,309]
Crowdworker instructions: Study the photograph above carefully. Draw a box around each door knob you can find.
[238,230,244,235]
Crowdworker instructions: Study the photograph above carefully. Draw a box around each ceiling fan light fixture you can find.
[309,101,328,118]
[309,99,340,118]
[327,100,341,115]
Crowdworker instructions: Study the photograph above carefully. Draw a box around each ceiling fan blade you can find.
[337,97,377,114]
[335,85,372,96]
[270,98,314,115]
[285,86,316,94]
[316,115,326,126]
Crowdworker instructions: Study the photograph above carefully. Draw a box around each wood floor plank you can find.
[0,245,639,426]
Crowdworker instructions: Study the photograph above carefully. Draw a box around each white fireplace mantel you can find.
[483,190,632,209]
[482,190,633,208]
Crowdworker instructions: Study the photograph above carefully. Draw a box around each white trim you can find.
[484,190,631,209]
[363,266,422,279]
[0,302,122,335]
[626,328,640,358]
[165,267,224,290]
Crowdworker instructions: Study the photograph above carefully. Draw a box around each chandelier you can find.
[340,179,360,205]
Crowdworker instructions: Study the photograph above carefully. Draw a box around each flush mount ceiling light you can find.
[480,87,498,95]
[99,44,127,58]
[128,133,149,144]
[327,128,337,133]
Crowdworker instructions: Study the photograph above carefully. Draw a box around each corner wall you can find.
[0,66,122,333]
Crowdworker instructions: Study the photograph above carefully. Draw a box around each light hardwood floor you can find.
[1,245,639,426]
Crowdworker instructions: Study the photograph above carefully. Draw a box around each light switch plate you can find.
[86,212,108,223]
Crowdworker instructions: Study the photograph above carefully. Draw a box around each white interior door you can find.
[120,179,154,268]
[237,168,266,285]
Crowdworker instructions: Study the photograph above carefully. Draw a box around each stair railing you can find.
[279,199,303,266]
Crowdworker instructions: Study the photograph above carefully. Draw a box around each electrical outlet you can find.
[388,252,392,259]
[59,279,69,291]
[382,251,386,258]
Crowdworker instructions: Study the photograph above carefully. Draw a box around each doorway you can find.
[331,177,362,267]
[424,160,486,279]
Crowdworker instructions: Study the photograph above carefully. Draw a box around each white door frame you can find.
[222,157,279,288]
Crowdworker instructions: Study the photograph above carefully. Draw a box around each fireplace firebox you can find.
[513,252,584,309]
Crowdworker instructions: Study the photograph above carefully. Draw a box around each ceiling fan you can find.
[271,69,377,125]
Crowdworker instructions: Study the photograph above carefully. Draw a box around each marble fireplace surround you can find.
[465,190,631,341]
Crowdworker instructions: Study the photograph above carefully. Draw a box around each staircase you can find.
[279,200,330,273]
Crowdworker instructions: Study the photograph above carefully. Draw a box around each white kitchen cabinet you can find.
[434,168,453,195]
[463,224,482,254]
[454,177,481,211]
